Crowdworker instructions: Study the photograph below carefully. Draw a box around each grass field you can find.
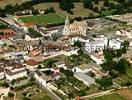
[33,3,99,19]
[91,93,126,100]
[15,85,51,100]
[19,13,65,24]
[0,0,31,8]
[113,67,132,86]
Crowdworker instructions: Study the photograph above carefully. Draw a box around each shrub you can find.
[8,92,14,97]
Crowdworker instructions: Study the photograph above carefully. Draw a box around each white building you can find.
[90,54,104,65]
[72,64,92,73]
[74,72,95,86]
[54,61,67,70]
[34,70,53,87]
[5,63,27,81]
[109,39,121,50]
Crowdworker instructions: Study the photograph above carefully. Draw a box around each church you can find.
[63,16,87,36]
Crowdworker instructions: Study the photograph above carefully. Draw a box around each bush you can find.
[8,92,14,97]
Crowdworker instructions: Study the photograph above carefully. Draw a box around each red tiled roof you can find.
[26,59,38,66]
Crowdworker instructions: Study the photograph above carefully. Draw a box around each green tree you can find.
[96,77,113,89]
[103,0,109,7]
[59,0,74,13]
[83,0,93,9]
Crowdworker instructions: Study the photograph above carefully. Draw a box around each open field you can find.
[113,67,132,86]
[0,0,31,8]
[117,88,132,100]
[19,13,65,25]
[91,93,125,100]
[33,3,99,19]
[6,84,52,100]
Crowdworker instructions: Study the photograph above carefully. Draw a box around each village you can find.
[0,6,131,100]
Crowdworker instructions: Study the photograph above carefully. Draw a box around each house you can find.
[63,48,79,56]
[34,70,53,87]
[90,51,105,65]
[0,29,16,39]
[25,59,39,70]
[5,62,27,81]
[72,64,92,73]
[54,61,67,70]
[74,72,95,86]
[109,39,121,50]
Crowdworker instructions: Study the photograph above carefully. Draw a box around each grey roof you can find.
[74,72,95,85]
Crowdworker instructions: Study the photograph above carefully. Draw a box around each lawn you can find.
[19,13,65,25]
[91,93,126,100]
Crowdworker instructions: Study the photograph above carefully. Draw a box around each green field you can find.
[91,93,126,100]
[19,13,65,24]
[113,67,132,86]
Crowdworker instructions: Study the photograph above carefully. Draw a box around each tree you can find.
[73,40,82,48]
[96,77,113,89]
[115,59,129,74]
[38,65,42,69]
[94,0,99,4]
[103,49,115,61]
[93,6,99,12]
[32,9,39,15]
[83,0,93,10]
[8,92,14,97]
[103,0,109,7]
[49,7,55,13]
[59,0,74,13]
[115,49,122,58]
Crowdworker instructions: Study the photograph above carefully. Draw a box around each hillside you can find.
[0,0,31,8]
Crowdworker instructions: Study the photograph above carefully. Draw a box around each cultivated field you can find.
[19,13,65,25]
[33,3,99,19]
[0,0,31,8]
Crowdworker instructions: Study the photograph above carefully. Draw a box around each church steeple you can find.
[65,15,69,26]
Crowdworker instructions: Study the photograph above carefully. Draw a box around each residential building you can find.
[109,39,121,49]
[74,72,95,86]
[5,62,27,81]
[34,70,53,87]
[25,59,39,70]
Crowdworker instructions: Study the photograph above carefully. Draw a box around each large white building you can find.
[4,60,27,81]
[85,37,108,53]
[63,16,87,36]
[85,37,122,53]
